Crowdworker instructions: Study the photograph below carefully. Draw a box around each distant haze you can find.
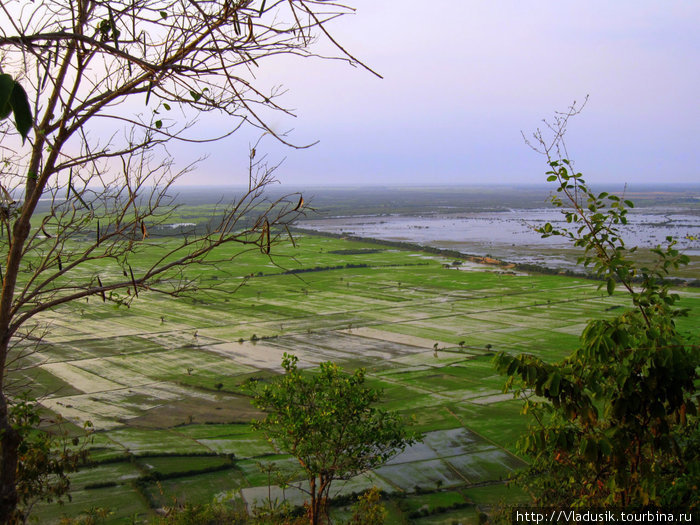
[172,184,700,214]
[174,1,699,187]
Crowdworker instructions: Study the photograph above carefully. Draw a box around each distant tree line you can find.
[246,261,429,278]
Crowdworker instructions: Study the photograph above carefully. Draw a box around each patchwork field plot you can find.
[15,234,697,523]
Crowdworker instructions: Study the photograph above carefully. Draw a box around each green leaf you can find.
[162,103,171,111]
[0,75,33,142]
[506,358,519,376]
[578,437,589,456]
[0,74,13,119]
[190,90,201,101]
[160,10,168,19]
[9,81,33,142]
[145,82,153,105]
[527,365,537,384]
[155,120,162,129]
[606,278,615,295]
[545,372,561,396]
[546,175,557,182]
[584,439,598,461]
[598,438,612,456]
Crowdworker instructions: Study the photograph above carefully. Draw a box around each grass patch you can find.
[143,468,247,507]
[31,482,150,524]
[107,428,212,455]
[463,482,528,505]
[138,455,230,476]
[398,490,467,514]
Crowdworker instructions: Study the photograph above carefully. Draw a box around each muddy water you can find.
[298,208,700,270]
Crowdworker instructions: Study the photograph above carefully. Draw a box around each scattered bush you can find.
[83,481,117,490]
[347,487,387,525]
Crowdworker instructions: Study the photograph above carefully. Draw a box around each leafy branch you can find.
[495,102,699,508]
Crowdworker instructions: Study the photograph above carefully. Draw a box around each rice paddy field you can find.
[10,233,699,523]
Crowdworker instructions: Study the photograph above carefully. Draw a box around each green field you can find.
[13,233,698,523]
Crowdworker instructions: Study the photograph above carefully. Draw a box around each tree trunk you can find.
[0,291,21,524]
[0,142,43,524]
[318,476,331,525]
[308,476,318,525]
[0,241,25,524]
[0,388,20,524]
[306,475,332,525]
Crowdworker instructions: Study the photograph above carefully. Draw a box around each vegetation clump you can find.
[496,104,699,508]
[251,354,416,525]
[3,398,91,523]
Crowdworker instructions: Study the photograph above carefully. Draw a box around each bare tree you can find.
[0,0,374,520]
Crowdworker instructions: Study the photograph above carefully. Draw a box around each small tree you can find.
[495,102,699,507]
[252,354,416,525]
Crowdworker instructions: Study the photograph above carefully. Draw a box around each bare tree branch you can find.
[0,0,370,521]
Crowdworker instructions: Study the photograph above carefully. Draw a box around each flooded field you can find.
[298,207,700,272]
[15,233,699,523]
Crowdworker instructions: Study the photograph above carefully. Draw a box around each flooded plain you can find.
[298,207,700,272]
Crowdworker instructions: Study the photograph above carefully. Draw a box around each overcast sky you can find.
[179,1,699,188]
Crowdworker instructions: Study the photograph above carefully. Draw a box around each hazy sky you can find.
[179,1,699,188]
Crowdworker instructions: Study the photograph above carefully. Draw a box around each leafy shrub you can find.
[497,108,698,507]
